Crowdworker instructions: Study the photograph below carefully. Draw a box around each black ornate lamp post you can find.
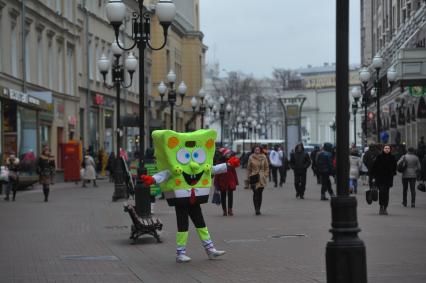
[217,96,232,147]
[105,0,176,239]
[189,88,207,129]
[326,1,367,282]
[372,54,384,143]
[98,41,138,201]
[351,87,361,147]
[157,70,187,130]
[359,67,371,149]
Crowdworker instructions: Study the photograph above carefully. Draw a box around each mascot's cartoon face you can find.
[152,129,216,190]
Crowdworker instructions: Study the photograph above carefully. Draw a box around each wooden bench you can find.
[123,202,163,243]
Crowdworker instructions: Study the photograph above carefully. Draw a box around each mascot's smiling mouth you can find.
[182,171,204,186]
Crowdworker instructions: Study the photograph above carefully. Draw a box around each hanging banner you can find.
[409,86,426,97]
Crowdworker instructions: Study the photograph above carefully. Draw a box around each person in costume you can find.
[140,129,240,263]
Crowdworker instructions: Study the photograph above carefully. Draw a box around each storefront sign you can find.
[8,89,41,106]
[94,94,104,105]
[68,115,77,126]
[409,86,426,97]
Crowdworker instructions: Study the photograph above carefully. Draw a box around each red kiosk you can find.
[63,140,82,182]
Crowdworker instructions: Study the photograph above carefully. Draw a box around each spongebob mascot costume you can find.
[140,129,239,263]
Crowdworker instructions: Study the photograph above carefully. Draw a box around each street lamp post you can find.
[98,42,138,201]
[189,88,207,129]
[351,87,361,147]
[372,54,383,143]
[105,0,176,227]
[359,67,371,149]
[326,1,367,282]
[158,70,187,130]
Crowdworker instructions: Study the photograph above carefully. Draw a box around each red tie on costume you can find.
[190,188,196,204]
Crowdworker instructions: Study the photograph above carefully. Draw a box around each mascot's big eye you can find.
[176,148,191,164]
[192,148,206,164]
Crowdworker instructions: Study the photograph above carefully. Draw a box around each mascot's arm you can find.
[212,163,228,175]
[140,169,170,185]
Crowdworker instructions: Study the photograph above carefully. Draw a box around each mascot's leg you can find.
[190,204,226,259]
[175,205,191,263]
[176,231,191,263]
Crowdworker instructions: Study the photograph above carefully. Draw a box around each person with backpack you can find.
[316,143,335,200]
[289,143,311,199]
[397,147,421,208]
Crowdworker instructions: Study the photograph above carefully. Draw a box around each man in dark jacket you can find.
[362,144,380,189]
[290,143,311,199]
[316,143,335,200]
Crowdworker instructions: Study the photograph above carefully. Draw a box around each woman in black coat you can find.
[371,144,397,215]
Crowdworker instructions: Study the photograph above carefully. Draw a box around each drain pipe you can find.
[83,0,91,149]
[21,0,26,93]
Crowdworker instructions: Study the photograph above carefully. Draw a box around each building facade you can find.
[361,0,426,147]
[0,0,205,168]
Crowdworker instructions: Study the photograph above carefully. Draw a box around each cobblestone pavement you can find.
[1,169,426,282]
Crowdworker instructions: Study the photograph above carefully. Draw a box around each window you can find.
[66,0,74,21]
[37,35,44,85]
[48,42,54,89]
[107,48,112,84]
[66,46,74,95]
[18,107,38,157]
[58,45,63,92]
[95,43,101,81]
[11,23,18,77]
[88,39,93,80]
[25,28,31,82]
[56,0,61,15]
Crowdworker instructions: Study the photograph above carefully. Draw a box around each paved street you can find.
[1,169,426,282]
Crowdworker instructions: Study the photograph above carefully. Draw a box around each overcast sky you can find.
[200,0,360,78]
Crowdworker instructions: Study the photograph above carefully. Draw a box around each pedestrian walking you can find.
[417,136,426,162]
[107,152,116,182]
[316,143,335,200]
[349,148,362,194]
[371,144,397,215]
[4,152,19,201]
[82,151,97,187]
[214,148,239,216]
[269,145,284,187]
[310,146,321,184]
[36,146,55,202]
[247,145,269,215]
[363,143,380,189]
[289,143,311,199]
[360,147,369,185]
[279,146,289,185]
[397,147,421,208]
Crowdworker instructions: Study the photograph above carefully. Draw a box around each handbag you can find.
[211,188,221,205]
[249,158,263,185]
[417,182,426,192]
[249,173,260,185]
[397,156,407,173]
[365,189,373,205]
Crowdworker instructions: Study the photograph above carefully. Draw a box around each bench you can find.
[123,202,163,243]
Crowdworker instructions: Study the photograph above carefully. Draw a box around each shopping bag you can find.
[211,189,221,205]
[0,166,9,182]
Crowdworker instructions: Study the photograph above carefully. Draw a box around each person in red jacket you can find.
[214,148,239,216]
